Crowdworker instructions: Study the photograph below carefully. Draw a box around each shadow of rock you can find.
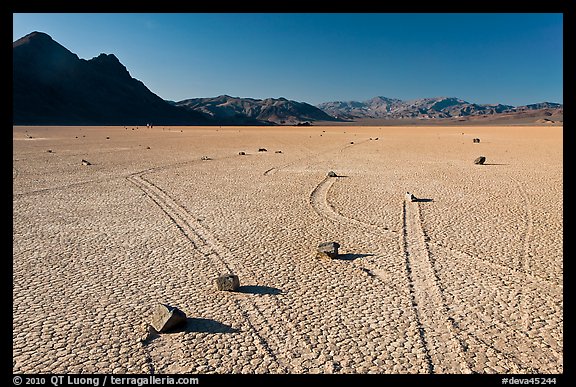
[238,285,282,295]
[414,198,434,203]
[141,327,160,345]
[336,253,375,261]
[483,163,509,166]
[184,318,239,334]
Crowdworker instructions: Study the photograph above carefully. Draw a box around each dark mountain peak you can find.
[13,31,209,125]
[13,30,79,64]
[91,53,121,63]
[87,53,130,78]
[13,31,54,47]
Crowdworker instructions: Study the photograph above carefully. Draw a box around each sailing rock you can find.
[149,303,187,333]
[474,156,486,165]
[215,274,240,291]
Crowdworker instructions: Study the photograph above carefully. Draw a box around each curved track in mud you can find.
[309,175,471,373]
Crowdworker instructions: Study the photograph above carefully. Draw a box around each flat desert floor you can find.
[13,125,563,374]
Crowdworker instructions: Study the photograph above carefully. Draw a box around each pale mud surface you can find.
[13,125,562,374]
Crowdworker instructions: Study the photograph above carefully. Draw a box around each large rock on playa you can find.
[473,138,481,143]
[150,303,187,333]
[327,171,338,177]
[474,156,486,165]
[215,274,240,291]
[317,242,340,259]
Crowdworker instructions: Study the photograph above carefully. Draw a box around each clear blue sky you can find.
[13,13,563,106]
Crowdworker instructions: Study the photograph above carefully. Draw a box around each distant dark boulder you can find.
[474,156,486,165]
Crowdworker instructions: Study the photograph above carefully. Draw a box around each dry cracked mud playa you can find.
[13,125,562,374]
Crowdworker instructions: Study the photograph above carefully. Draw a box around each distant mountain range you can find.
[317,96,562,120]
[13,32,562,126]
[172,95,337,125]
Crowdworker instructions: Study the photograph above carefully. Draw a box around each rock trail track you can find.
[127,171,318,373]
[13,126,563,374]
[310,174,470,373]
[125,140,431,373]
[307,166,561,373]
[401,199,471,373]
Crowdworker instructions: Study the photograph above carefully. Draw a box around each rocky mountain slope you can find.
[173,95,339,125]
[13,31,210,125]
[317,96,562,121]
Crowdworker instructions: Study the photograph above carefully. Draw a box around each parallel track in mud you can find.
[127,170,318,373]
[308,173,560,373]
[309,175,470,373]
[401,199,472,373]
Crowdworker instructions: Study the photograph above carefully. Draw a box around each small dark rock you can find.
[201,156,211,160]
[81,159,91,166]
[258,148,267,152]
[215,274,240,291]
[150,303,187,333]
[317,242,340,259]
[473,138,480,143]
[47,149,52,153]
[350,141,354,144]
[106,136,110,140]
[406,192,417,202]
[327,171,338,177]
[275,150,282,153]
[146,146,151,149]
[239,151,246,155]
[474,156,486,165]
